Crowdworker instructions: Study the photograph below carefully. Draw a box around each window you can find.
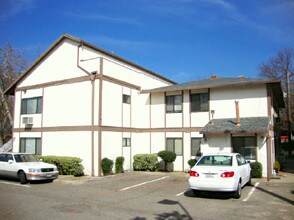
[166,138,182,156]
[190,93,208,112]
[191,138,201,156]
[197,155,232,166]
[20,138,41,154]
[232,136,256,160]
[166,95,182,113]
[236,154,246,166]
[123,94,131,104]
[122,138,131,147]
[21,97,43,114]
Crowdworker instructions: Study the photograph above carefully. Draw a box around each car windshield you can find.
[14,154,39,163]
[197,155,232,166]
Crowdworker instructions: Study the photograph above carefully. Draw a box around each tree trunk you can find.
[0,88,13,126]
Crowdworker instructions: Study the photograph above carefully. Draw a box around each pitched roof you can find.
[143,76,282,93]
[200,117,270,134]
[4,34,176,95]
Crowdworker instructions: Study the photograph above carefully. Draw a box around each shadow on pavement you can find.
[255,186,294,206]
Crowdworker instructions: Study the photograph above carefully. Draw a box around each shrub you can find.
[36,155,84,176]
[101,157,113,176]
[157,150,177,171]
[273,160,280,172]
[115,156,125,174]
[250,161,263,178]
[188,159,197,168]
[133,154,158,171]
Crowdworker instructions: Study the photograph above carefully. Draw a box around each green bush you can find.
[115,156,125,174]
[133,154,158,171]
[36,155,84,176]
[101,157,114,176]
[250,161,263,178]
[273,160,280,172]
[157,150,177,171]
[188,159,197,168]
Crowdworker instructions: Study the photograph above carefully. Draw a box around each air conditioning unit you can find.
[22,117,34,125]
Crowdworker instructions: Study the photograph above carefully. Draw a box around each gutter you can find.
[77,42,96,177]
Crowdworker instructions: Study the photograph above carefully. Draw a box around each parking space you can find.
[0,172,293,219]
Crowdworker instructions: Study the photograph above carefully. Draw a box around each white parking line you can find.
[119,176,169,191]
[0,181,30,188]
[242,182,259,202]
[176,190,188,196]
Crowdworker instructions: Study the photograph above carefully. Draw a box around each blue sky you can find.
[1,0,293,83]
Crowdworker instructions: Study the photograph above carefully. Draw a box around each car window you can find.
[14,154,39,162]
[197,155,232,166]
[236,154,246,166]
[0,154,7,162]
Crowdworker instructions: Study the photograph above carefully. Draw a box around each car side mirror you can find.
[8,159,14,164]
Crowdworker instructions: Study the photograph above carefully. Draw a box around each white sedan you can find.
[188,153,251,198]
[0,152,59,184]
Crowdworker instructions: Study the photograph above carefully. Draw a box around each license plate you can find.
[46,174,52,177]
[205,174,214,178]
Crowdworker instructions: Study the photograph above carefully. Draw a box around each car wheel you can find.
[19,171,28,184]
[192,189,201,197]
[247,172,252,186]
[234,181,241,199]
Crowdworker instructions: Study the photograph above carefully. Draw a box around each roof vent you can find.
[210,75,218,80]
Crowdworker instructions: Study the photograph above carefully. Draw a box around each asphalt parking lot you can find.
[0,171,293,220]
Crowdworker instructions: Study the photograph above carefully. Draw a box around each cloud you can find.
[65,12,140,26]
[84,35,156,51]
[0,0,36,21]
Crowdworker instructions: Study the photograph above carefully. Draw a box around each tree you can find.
[259,48,294,154]
[0,43,27,146]
[259,48,293,91]
[158,150,177,171]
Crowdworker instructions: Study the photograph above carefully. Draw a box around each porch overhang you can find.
[200,117,270,135]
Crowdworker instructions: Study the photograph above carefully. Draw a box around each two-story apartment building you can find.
[4,34,284,178]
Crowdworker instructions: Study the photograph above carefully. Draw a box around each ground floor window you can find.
[232,136,256,160]
[20,138,41,155]
[191,138,201,156]
[122,138,131,147]
[166,138,182,156]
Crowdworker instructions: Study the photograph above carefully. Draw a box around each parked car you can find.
[0,152,59,184]
[188,153,251,198]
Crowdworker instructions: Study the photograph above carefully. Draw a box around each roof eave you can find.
[4,33,176,95]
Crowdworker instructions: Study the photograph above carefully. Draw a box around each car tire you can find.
[247,172,252,186]
[19,171,28,184]
[192,190,201,197]
[234,181,241,199]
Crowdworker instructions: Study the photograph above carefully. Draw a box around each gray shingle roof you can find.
[143,77,281,93]
[200,117,269,134]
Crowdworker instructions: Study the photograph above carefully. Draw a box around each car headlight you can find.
[28,168,41,173]
[53,167,58,171]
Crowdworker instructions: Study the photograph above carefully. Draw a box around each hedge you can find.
[36,155,84,176]
[133,154,158,171]
[250,161,263,178]
[101,157,114,176]
[115,156,125,174]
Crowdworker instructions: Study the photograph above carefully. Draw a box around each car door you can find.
[236,154,247,186]
[0,154,7,176]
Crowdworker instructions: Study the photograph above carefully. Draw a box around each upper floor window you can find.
[21,97,43,114]
[123,94,131,104]
[166,95,182,113]
[190,93,209,112]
